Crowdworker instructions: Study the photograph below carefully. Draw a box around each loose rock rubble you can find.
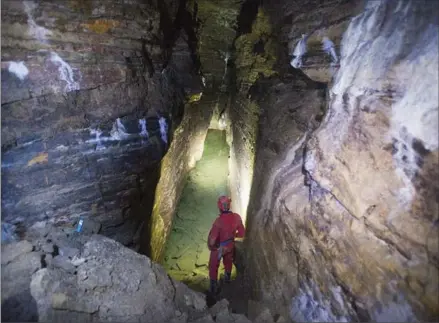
[1,227,286,323]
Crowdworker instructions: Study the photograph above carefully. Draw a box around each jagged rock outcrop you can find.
[243,0,439,322]
[1,0,201,248]
[1,240,40,321]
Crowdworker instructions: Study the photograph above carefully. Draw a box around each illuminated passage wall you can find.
[162,130,231,291]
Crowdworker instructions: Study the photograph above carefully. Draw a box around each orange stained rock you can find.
[82,19,120,34]
[27,152,48,167]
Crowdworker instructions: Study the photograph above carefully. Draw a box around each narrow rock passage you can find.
[163,130,231,292]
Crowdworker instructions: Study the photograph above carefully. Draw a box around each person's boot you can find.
[224,272,231,283]
[209,279,218,294]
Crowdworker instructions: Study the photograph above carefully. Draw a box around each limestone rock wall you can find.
[242,74,326,321]
[148,94,215,261]
[227,93,263,222]
[243,0,439,322]
[1,0,201,248]
[226,6,278,221]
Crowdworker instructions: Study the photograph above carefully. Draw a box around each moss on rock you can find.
[188,92,203,103]
[235,8,277,88]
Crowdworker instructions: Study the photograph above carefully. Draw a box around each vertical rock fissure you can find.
[162,129,230,292]
[148,0,242,263]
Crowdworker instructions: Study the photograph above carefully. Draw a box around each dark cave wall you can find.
[1,0,202,248]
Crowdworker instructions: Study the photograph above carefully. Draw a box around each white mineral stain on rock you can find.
[139,119,149,138]
[8,61,29,81]
[323,0,438,212]
[290,281,349,322]
[387,18,438,211]
[110,118,129,141]
[89,128,105,150]
[87,118,154,150]
[23,0,52,43]
[290,34,308,68]
[370,295,418,323]
[49,52,80,92]
[322,36,339,65]
[390,24,438,152]
[159,117,168,145]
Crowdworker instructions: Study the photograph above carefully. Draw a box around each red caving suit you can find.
[207,211,245,281]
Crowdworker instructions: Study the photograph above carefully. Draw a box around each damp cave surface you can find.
[163,129,234,292]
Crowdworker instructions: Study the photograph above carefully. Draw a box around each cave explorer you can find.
[207,195,245,294]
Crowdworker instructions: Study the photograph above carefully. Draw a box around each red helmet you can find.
[217,195,231,212]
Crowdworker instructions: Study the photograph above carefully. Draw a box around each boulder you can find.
[58,246,80,259]
[79,218,101,235]
[41,242,55,254]
[170,312,189,323]
[2,251,41,298]
[232,313,253,323]
[215,308,235,323]
[51,256,76,274]
[29,234,212,323]
[25,221,52,240]
[174,280,208,320]
[1,247,41,322]
[44,253,53,267]
[1,240,33,265]
[209,299,230,318]
[274,315,287,323]
[189,313,215,323]
[254,308,274,323]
